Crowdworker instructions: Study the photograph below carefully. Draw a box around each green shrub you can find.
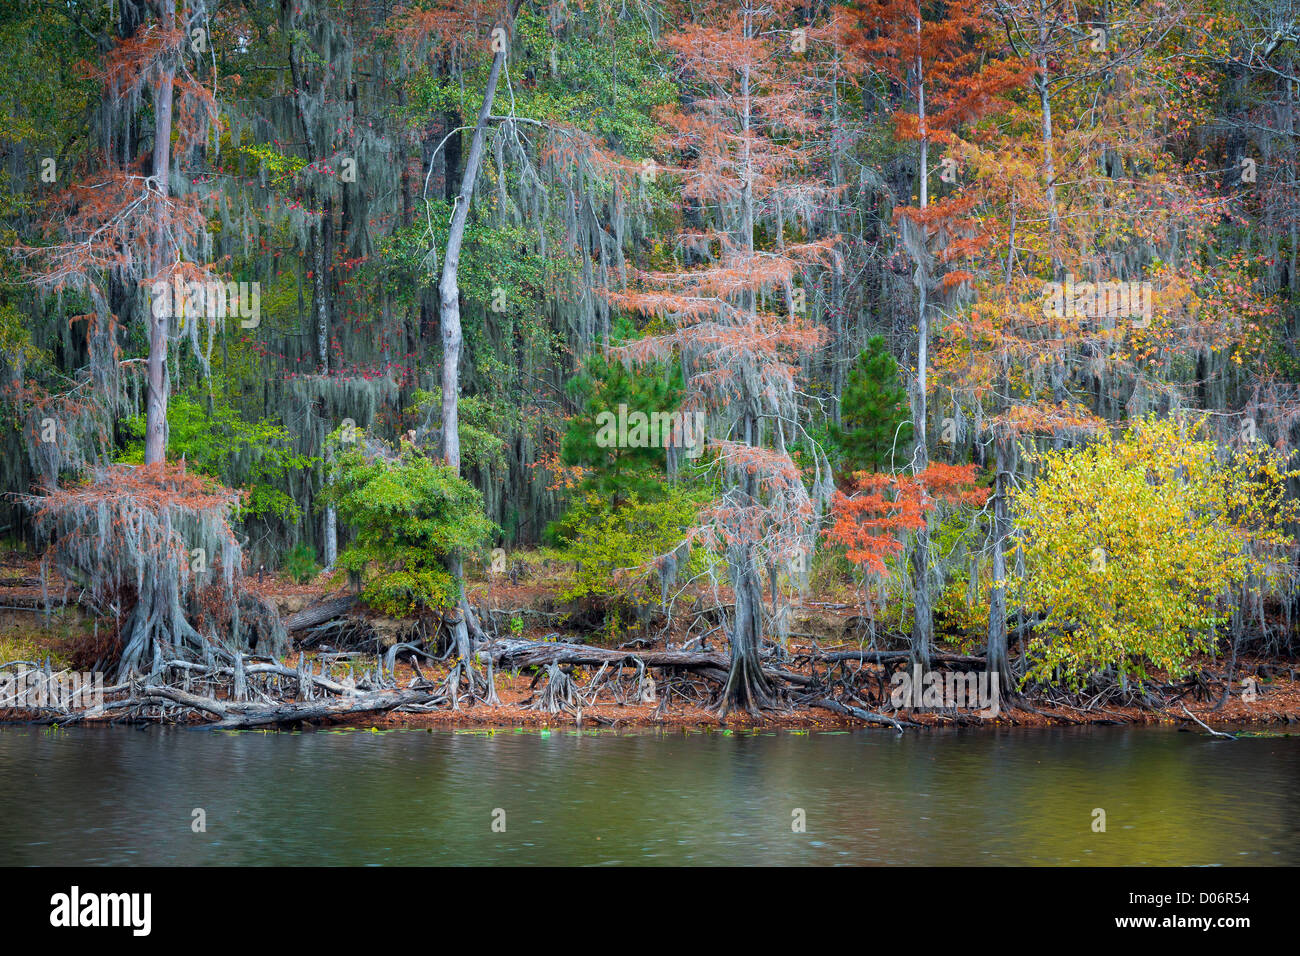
[281,543,320,584]
[324,441,496,618]
[118,386,316,522]
[556,489,711,602]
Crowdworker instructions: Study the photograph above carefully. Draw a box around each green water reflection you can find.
[0,726,1294,865]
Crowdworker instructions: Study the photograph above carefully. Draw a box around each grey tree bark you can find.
[437,2,521,681]
[286,16,338,570]
[909,20,934,671]
[143,0,175,466]
[718,13,774,713]
[986,433,1012,686]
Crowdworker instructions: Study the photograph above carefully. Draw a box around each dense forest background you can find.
[3,0,1300,707]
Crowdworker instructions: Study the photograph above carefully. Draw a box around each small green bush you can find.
[324,440,496,618]
[556,489,712,602]
[281,543,320,584]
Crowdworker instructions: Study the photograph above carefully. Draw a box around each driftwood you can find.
[481,637,732,672]
[1180,703,1237,739]
[810,650,986,666]
[140,684,439,729]
[483,638,814,687]
[481,639,968,685]
[285,595,357,631]
[811,698,919,732]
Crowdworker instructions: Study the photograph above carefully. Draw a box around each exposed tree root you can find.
[810,698,918,733]
[525,663,578,714]
[5,636,1236,731]
[0,655,441,729]
[142,684,441,729]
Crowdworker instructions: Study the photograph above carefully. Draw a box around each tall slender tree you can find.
[615,0,835,712]
[847,0,1029,667]
[16,0,283,675]
[404,0,524,687]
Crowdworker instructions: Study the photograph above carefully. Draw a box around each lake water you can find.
[0,725,1295,865]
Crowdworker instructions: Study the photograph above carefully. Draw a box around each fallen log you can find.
[810,650,987,667]
[140,684,439,729]
[481,638,732,672]
[0,576,43,588]
[479,640,912,690]
[285,594,357,632]
[769,668,815,687]
[481,638,813,683]
[811,698,919,732]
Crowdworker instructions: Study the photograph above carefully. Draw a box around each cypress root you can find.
[23,461,284,678]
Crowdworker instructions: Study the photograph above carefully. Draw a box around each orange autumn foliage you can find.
[824,463,987,574]
[844,0,1032,146]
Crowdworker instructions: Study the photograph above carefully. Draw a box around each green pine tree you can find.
[559,351,685,508]
[834,336,913,474]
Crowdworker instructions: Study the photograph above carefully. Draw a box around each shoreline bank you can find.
[4,555,1298,734]
[4,657,1297,733]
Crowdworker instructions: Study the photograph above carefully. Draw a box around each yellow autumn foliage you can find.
[1010,416,1298,687]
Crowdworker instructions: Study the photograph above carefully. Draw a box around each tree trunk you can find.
[143,2,176,466]
[722,542,774,714]
[720,406,774,712]
[986,433,1012,685]
[437,2,519,675]
[1037,4,1059,278]
[829,64,846,426]
[910,27,933,670]
[285,16,338,571]
[717,15,774,713]
[314,206,337,571]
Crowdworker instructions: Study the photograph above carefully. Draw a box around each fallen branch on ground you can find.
[1180,703,1237,739]
[140,684,440,729]
[285,594,357,631]
[810,699,919,732]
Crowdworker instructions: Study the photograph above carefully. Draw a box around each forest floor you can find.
[2,548,1299,732]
